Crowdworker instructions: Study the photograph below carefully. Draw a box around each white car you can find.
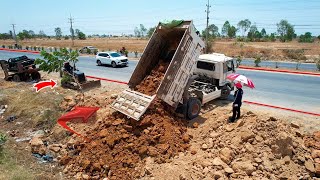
[96,52,128,68]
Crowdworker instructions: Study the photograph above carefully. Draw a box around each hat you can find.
[235,82,242,88]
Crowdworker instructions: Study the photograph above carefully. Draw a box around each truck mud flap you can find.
[111,90,155,121]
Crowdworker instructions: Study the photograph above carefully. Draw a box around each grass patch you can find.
[4,89,64,129]
[0,144,35,180]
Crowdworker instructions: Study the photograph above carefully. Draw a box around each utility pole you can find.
[11,24,18,46]
[68,15,75,46]
[205,0,211,53]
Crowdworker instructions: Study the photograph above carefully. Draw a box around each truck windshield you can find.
[197,61,215,71]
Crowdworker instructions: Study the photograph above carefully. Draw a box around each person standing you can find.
[230,83,243,122]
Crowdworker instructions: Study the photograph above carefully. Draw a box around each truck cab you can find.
[194,53,236,87]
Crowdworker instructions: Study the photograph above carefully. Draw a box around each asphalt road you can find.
[1,50,319,114]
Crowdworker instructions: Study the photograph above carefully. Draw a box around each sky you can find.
[1,0,320,36]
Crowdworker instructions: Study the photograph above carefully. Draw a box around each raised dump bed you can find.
[112,20,205,120]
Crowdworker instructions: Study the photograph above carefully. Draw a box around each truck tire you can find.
[187,97,201,120]
[12,74,21,82]
[220,85,231,100]
[31,71,41,81]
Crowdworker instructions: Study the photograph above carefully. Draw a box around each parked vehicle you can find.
[79,46,98,54]
[96,52,128,67]
[111,21,236,120]
[0,55,41,82]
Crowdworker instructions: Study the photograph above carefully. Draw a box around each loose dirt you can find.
[60,58,189,179]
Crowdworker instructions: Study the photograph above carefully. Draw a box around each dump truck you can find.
[111,20,236,120]
[0,55,41,82]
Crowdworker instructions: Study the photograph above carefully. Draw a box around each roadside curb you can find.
[244,100,320,117]
[86,75,128,85]
[0,48,40,54]
[239,65,320,76]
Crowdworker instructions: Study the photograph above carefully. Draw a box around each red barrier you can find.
[239,65,320,76]
[244,100,320,117]
[0,48,40,54]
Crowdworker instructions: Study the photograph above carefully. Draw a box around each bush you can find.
[54,47,57,52]
[93,49,98,55]
[26,46,29,50]
[41,47,44,51]
[316,56,320,71]
[236,56,242,67]
[61,75,73,85]
[0,133,7,146]
[134,51,138,58]
[33,46,37,51]
[87,49,91,54]
[254,56,261,67]
[64,36,69,40]
[2,45,5,48]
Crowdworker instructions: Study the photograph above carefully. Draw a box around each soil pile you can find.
[60,59,189,179]
[134,60,169,96]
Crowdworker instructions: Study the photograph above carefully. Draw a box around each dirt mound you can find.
[60,59,189,179]
[139,110,320,179]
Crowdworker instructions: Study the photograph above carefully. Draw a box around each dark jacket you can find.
[233,88,243,106]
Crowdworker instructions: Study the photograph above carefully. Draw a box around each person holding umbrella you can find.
[230,82,243,122]
[226,73,255,123]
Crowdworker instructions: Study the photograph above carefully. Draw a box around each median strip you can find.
[0,48,40,54]
[239,65,320,76]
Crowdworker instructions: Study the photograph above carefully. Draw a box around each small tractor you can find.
[61,62,101,90]
[0,55,41,82]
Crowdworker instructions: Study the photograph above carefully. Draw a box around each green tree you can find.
[134,27,141,37]
[237,19,251,37]
[318,35,320,40]
[139,24,147,37]
[147,27,156,38]
[221,21,231,37]
[269,33,276,42]
[227,26,237,38]
[35,48,79,74]
[299,32,314,43]
[54,27,62,40]
[202,24,220,39]
[78,31,86,40]
[277,20,295,42]
[254,56,261,67]
[247,25,258,41]
[261,28,267,37]
[39,30,46,38]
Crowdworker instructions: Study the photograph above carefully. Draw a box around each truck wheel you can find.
[12,74,21,82]
[97,60,102,66]
[31,71,41,81]
[111,61,117,68]
[187,98,201,120]
[220,85,231,100]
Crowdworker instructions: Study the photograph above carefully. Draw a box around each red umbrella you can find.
[227,73,255,88]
